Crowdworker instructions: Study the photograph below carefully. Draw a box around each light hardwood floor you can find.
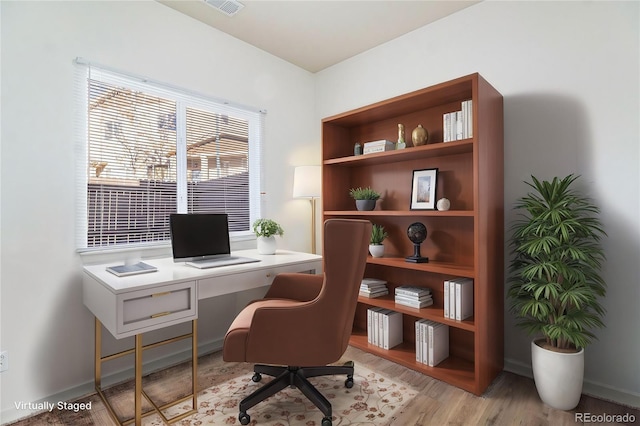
[344,347,639,425]
[7,346,639,425]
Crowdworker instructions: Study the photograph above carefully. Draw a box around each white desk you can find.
[83,249,322,425]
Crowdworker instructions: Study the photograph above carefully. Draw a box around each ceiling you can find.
[158,1,480,73]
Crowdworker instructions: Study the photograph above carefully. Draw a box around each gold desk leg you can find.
[192,319,198,410]
[92,317,198,425]
[135,334,143,426]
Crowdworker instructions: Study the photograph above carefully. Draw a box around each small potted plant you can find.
[349,186,381,211]
[369,224,388,258]
[508,174,606,410]
[252,218,284,255]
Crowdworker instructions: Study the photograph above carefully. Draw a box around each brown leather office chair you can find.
[223,219,371,426]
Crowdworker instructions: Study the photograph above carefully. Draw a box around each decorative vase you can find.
[369,244,384,258]
[256,236,277,255]
[355,200,376,211]
[436,198,451,211]
[396,123,406,150]
[411,124,429,146]
[531,339,584,410]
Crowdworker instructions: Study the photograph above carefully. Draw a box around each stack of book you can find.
[443,99,473,142]
[444,278,474,320]
[359,278,389,298]
[394,285,433,308]
[415,319,449,367]
[367,308,403,350]
[363,139,395,154]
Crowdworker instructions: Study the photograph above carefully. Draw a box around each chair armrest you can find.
[263,273,324,302]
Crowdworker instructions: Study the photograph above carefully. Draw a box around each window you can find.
[76,62,264,250]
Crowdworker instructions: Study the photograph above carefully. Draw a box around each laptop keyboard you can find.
[187,256,259,269]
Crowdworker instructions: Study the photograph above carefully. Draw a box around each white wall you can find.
[0,1,317,421]
[316,1,639,406]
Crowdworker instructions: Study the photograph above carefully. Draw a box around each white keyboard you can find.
[186,256,259,269]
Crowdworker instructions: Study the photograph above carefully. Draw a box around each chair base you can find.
[238,361,354,425]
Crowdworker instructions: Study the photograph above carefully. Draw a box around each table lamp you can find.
[293,165,321,254]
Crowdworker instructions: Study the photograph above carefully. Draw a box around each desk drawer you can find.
[198,262,322,300]
[117,281,197,335]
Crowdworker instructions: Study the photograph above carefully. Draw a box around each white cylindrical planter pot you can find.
[369,244,384,258]
[257,236,277,255]
[531,339,584,410]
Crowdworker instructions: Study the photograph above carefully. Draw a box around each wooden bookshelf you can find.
[322,73,504,395]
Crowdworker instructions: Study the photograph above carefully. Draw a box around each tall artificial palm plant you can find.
[508,174,606,351]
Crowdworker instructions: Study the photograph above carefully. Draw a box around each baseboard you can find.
[1,339,224,425]
[504,358,640,409]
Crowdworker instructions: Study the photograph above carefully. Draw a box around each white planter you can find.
[531,339,584,410]
[369,244,384,258]
[257,236,277,255]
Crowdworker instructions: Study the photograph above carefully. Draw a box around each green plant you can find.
[507,174,606,351]
[370,224,388,245]
[349,186,381,200]
[252,219,284,238]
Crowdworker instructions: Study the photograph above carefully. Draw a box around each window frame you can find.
[75,61,264,252]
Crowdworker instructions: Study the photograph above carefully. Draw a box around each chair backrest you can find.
[318,218,371,358]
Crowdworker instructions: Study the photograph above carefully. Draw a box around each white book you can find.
[443,280,450,319]
[422,320,433,365]
[360,289,389,298]
[383,310,403,350]
[455,279,474,321]
[360,285,387,292]
[455,111,463,140]
[377,308,390,347]
[367,307,384,345]
[415,319,428,362]
[363,140,394,154]
[361,278,387,288]
[428,322,450,367]
[364,139,394,147]
[395,294,432,303]
[395,297,433,309]
[442,113,451,142]
[449,279,457,320]
[461,100,469,139]
[395,286,431,297]
[367,308,373,344]
[467,100,473,138]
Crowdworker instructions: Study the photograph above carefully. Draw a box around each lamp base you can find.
[405,255,429,263]
[405,242,428,263]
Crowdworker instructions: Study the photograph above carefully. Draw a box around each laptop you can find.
[169,213,259,269]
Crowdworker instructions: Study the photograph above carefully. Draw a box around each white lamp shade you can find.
[293,166,321,198]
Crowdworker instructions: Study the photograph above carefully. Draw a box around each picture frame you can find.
[410,168,438,210]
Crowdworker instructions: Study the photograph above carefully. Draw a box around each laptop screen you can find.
[169,213,231,262]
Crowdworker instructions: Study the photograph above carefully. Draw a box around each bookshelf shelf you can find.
[349,331,476,393]
[324,210,475,218]
[366,257,475,278]
[322,73,504,396]
[323,139,473,167]
[356,294,476,332]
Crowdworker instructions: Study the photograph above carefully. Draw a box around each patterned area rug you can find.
[146,363,416,425]
[7,354,417,426]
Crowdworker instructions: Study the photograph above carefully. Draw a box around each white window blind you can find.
[75,61,264,250]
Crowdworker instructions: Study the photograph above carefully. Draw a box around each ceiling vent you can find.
[204,0,245,17]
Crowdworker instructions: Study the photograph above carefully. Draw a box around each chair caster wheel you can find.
[322,416,332,426]
[252,373,262,382]
[239,412,251,425]
[345,376,354,388]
